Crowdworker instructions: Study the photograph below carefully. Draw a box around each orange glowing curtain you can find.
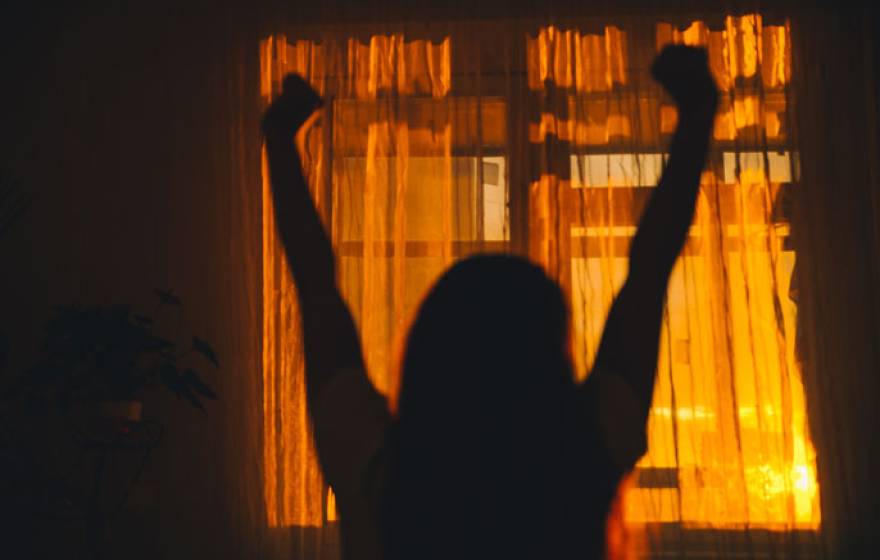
[260,33,455,528]
[260,14,821,558]
[527,14,819,556]
[261,36,327,528]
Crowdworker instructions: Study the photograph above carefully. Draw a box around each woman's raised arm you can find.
[262,74,368,407]
[588,46,719,466]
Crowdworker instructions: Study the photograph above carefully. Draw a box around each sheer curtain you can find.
[527,16,820,558]
[253,4,877,560]
[260,31,464,556]
[788,6,880,558]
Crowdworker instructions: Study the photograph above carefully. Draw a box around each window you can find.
[260,13,820,552]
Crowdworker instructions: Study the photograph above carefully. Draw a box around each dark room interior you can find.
[2,1,880,558]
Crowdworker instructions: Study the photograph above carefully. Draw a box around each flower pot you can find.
[69,400,144,443]
[95,400,143,422]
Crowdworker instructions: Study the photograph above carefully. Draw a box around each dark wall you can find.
[1,2,264,558]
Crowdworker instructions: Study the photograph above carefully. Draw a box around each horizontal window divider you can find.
[336,240,510,258]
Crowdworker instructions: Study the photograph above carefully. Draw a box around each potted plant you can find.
[22,290,219,423]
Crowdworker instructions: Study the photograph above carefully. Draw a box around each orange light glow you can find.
[260,13,820,535]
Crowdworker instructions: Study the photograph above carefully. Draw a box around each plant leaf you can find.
[159,363,183,397]
[154,289,182,307]
[160,363,205,411]
[192,337,219,368]
[182,369,218,399]
[178,382,206,412]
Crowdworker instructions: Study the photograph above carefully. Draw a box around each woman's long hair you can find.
[384,255,586,559]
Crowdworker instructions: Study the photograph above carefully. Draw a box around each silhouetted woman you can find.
[261,45,719,560]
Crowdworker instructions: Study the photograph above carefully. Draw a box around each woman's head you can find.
[386,255,578,558]
[397,254,572,414]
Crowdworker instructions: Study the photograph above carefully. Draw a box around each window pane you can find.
[722,151,794,184]
[571,154,664,188]
[335,156,507,243]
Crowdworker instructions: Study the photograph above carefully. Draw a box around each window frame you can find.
[268,12,815,548]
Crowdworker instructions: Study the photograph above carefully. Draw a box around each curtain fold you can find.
[788,6,880,558]
[261,33,460,537]
[525,16,819,558]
